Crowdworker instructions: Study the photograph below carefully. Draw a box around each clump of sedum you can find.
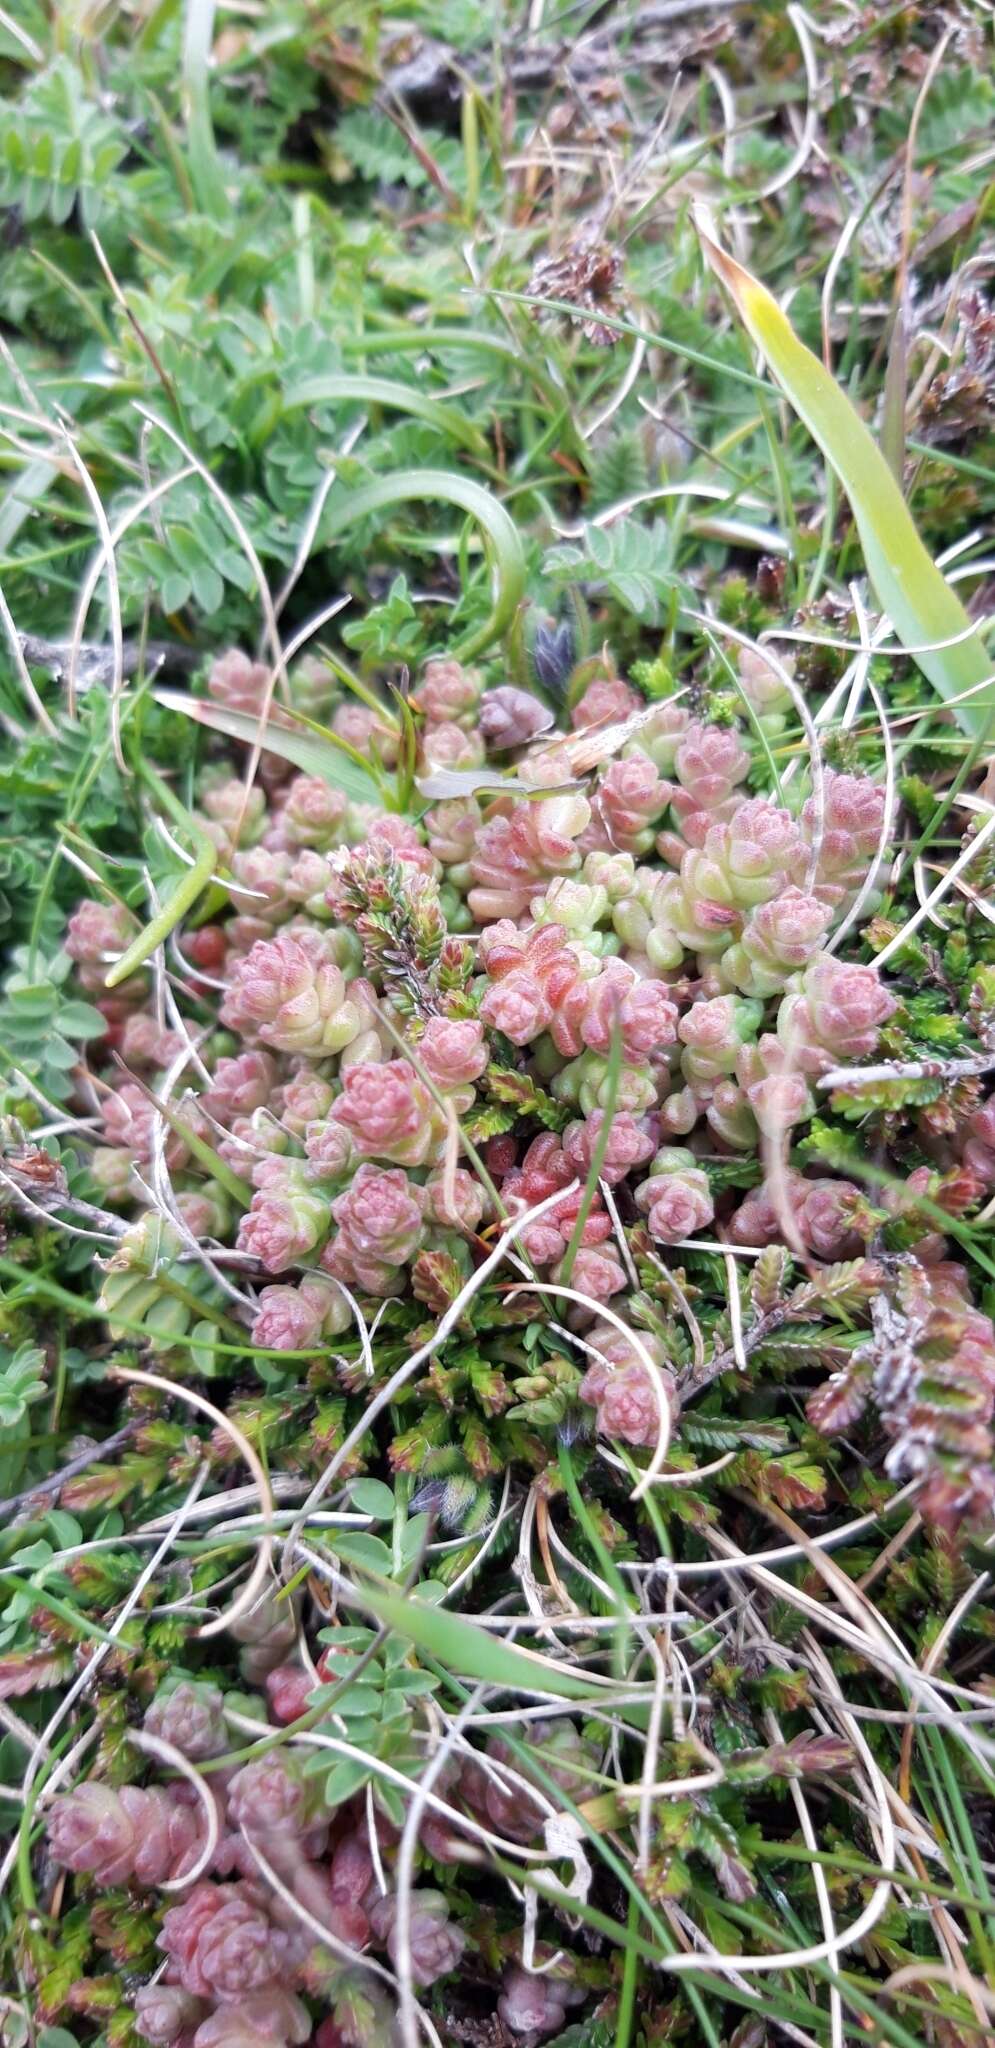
[35,640,995,2043]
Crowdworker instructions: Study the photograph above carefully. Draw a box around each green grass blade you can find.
[155,690,381,804]
[339,325,583,446]
[281,374,488,457]
[351,1573,635,1704]
[696,210,995,738]
[104,763,217,988]
[321,469,527,662]
[182,0,229,220]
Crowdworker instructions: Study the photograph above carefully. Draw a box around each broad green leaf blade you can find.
[696,210,995,739]
[155,690,380,803]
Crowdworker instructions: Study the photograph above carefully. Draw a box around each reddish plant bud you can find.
[798,1179,868,1259]
[204,1051,278,1121]
[729,888,832,995]
[633,700,690,778]
[303,1119,354,1182]
[365,814,437,876]
[280,1071,335,1133]
[159,1882,287,2000]
[48,1782,201,1887]
[423,797,482,873]
[480,969,553,1045]
[331,701,399,765]
[144,1681,227,1761]
[100,1082,158,1162]
[591,754,671,855]
[964,1097,995,1186]
[744,1070,812,1137]
[281,777,349,850]
[418,1015,488,1088]
[498,1965,585,2035]
[563,1109,656,1185]
[208,649,270,715]
[230,1587,299,1680]
[674,719,750,810]
[679,994,761,1086]
[636,1153,714,1242]
[411,657,482,725]
[176,1185,229,1240]
[480,686,554,750]
[264,1664,313,1724]
[227,1757,307,1842]
[65,897,138,967]
[777,954,897,1073]
[421,721,486,773]
[729,1171,867,1258]
[425,1166,487,1233]
[485,1133,518,1179]
[658,1085,698,1136]
[222,933,370,1058]
[729,1173,808,1247]
[331,1058,440,1167]
[581,963,678,1061]
[134,1986,205,2045]
[329,1829,375,1906]
[191,1992,310,2048]
[314,2026,348,2048]
[738,646,792,718]
[556,1244,627,1303]
[119,1014,182,1068]
[236,1173,330,1274]
[200,778,267,855]
[227,850,296,924]
[803,769,887,907]
[369,1890,465,1988]
[571,676,641,728]
[469,795,591,922]
[581,1357,675,1446]
[186,925,228,972]
[323,1164,426,1294]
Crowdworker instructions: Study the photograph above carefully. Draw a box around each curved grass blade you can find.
[695,210,995,739]
[340,325,577,424]
[322,469,527,663]
[281,373,488,458]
